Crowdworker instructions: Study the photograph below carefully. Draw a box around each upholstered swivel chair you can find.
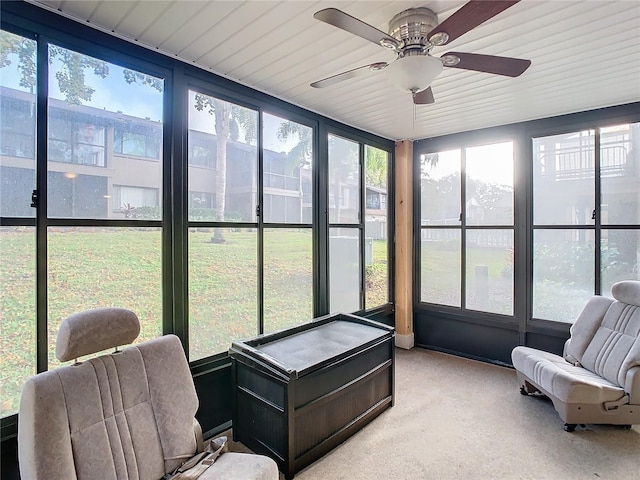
[18,308,278,479]
[512,280,640,431]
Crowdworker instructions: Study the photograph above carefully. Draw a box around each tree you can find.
[193,94,257,242]
[365,146,388,189]
[0,31,163,101]
[278,124,389,222]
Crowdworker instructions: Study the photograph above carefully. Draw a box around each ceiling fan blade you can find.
[311,62,388,88]
[444,52,531,77]
[428,1,520,45]
[314,8,400,49]
[413,87,435,105]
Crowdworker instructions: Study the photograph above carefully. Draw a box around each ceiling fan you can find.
[310,0,531,105]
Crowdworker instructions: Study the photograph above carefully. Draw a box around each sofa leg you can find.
[519,386,529,396]
[564,423,577,432]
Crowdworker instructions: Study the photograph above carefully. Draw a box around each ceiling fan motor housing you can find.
[388,8,439,55]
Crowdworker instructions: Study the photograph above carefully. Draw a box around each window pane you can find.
[465,230,513,315]
[533,229,595,322]
[421,229,461,306]
[602,229,640,297]
[188,91,258,223]
[189,228,257,360]
[329,134,359,224]
[264,228,313,332]
[365,145,389,307]
[533,130,595,225]
[48,228,162,368]
[262,113,312,224]
[0,227,36,416]
[0,31,36,217]
[466,142,513,226]
[329,228,360,313]
[601,123,640,225]
[420,149,460,226]
[48,45,163,219]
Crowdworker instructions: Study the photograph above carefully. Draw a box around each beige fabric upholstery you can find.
[512,280,640,427]
[56,307,140,361]
[19,308,278,480]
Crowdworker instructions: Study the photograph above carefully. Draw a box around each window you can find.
[187,91,259,361]
[113,185,159,217]
[532,123,640,322]
[187,90,257,223]
[48,45,163,221]
[365,145,390,308]
[0,30,37,417]
[262,113,313,332]
[0,89,36,160]
[48,114,106,166]
[329,134,360,312]
[114,121,161,159]
[47,227,163,370]
[420,142,515,315]
[328,136,391,312]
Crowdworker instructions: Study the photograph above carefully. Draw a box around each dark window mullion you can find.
[36,35,49,373]
[460,147,467,310]
[359,142,365,310]
[594,128,602,295]
[257,110,265,334]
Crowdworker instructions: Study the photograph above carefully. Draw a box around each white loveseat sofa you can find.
[512,280,640,431]
[18,308,278,479]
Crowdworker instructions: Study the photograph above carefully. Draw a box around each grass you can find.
[0,227,389,416]
[421,239,514,314]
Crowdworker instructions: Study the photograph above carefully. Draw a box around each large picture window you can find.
[420,141,515,316]
[532,123,640,322]
[262,113,314,332]
[187,90,259,361]
[0,30,37,418]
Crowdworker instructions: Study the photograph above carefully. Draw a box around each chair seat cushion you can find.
[200,452,279,480]
[512,346,624,404]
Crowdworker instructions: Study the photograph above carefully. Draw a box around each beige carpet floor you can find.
[229,347,640,480]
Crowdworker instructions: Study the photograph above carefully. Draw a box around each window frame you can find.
[417,135,518,319]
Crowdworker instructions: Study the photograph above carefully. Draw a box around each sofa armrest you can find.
[626,366,640,404]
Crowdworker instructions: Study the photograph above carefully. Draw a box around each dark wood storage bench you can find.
[229,313,395,479]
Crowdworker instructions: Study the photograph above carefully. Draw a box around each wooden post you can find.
[394,140,414,349]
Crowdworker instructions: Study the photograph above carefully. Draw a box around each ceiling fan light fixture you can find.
[385,55,443,93]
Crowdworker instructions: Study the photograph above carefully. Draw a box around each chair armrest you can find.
[626,366,640,404]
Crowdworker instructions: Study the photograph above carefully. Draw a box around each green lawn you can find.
[0,227,389,416]
[421,240,514,314]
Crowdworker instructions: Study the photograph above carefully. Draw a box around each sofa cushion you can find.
[200,452,279,480]
[512,346,624,404]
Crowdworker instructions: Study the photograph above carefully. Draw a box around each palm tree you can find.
[193,94,257,242]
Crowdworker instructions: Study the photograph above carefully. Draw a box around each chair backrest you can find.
[565,281,640,388]
[18,308,199,480]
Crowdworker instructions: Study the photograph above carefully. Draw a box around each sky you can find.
[1,42,300,154]
[423,142,514,187]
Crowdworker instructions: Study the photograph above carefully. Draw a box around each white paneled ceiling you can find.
[27,0,640,141]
